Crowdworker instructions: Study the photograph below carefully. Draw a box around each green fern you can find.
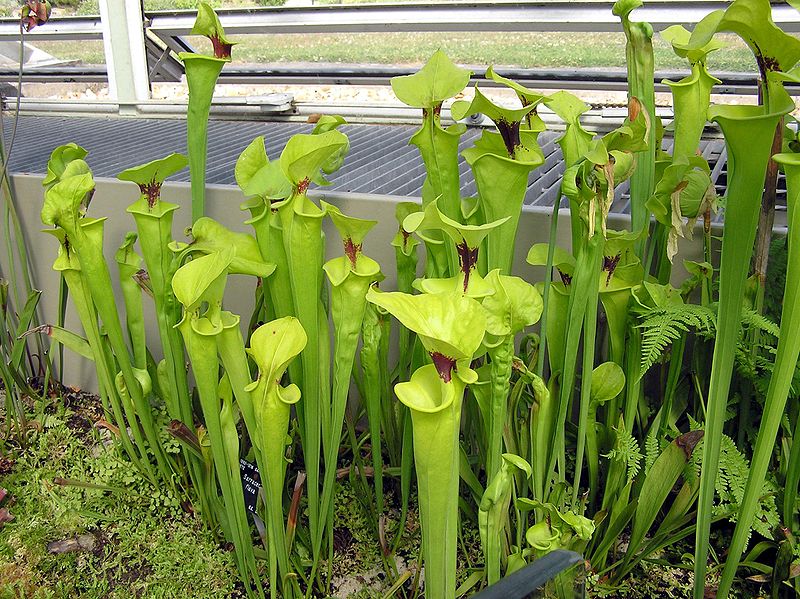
[636,303,716,378]
[682,419,778,544]
[605,426,643,484]
[713,434,780,543]
[643,424,660,476]
[686,416,703,481]
[740,306,780,339]
[735,308,793,398]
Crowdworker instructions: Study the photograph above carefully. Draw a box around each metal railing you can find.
[10,0,800,44]
[0,1,796,115]
[0,14,103,41]
[146,0,800,38]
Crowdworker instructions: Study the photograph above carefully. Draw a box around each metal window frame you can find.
[0,1,798,115]
[145,1,800,35]
[98,0,150,113]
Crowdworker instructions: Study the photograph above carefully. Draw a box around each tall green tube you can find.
[276,130,348,555]
[614,0,656,257]
[693,99,791,595]
[396,365,466,599]
[180,2,234,223]
[716,152,800,597]
[245,317,306,599]
[319,203,383,552]
[366,289,486,599]
[180,54,226,223]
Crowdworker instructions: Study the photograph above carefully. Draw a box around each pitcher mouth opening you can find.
[496,118,521,158]
[456,241,479,292]
[344,237,362,268]
[210,36,233,60]
[139,180,162,210]
[430,351,456,383]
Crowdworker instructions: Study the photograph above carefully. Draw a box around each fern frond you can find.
[604,426,643,484]
[735,309,781,399]
[740,307,780,339]
[644,425,659,475]
[712,433,780,544]
[636,303,716,378]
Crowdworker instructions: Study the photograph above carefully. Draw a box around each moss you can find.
[2,393,768,598]
[0,404,238,599]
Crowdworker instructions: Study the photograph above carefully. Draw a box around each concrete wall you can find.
[4,173,708,391]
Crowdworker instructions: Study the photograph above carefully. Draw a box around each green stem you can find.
[394,236,418,383]
[600,287,632,420]
[586,402,600,508]
[545,232,603,493]
[178,319,262,598]
[659,333,686,440]
[245,202,302,394]
[63,217,170,483]
[616,0,656,258]
[411,113,464,279]
[784,411,800,530]
[60,267,145,472]
[250,203,295,321]
[393,410,414,553]
[529,374,553,503]
[479,456,529,586]
[487,337,514,481]
[129,202,191,424]
[361,303,386,515]
[128,195,214,521]
[217,318,261,465]
[411,109,464,220]
[246,317,305,599]
[537,201,561,377]
[115,235,147,370]
[572,278,600,505]
[319,267,374,551]
[623,328,643,433]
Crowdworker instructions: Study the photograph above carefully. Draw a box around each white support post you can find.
[98,0,150,115]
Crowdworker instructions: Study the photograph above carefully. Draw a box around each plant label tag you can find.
[239,458,261,515]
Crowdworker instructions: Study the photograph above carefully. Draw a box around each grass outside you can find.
[23,40,106,65]
[224,31,756,71]
[0,0,263,17]
[26,31,757,74]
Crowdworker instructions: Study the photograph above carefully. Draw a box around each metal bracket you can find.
[145,32,182,83]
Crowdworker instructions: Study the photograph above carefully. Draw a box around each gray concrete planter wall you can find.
[4,172,708,391]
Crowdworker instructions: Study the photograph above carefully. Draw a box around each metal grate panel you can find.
[2,114,760,219]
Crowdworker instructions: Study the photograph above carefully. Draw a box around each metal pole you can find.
[98,0,150,115]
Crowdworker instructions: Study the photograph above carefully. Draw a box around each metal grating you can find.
[2,114,772,219]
